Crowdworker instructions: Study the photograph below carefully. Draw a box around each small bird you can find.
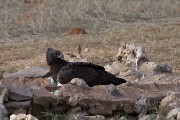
[77,45,82,55]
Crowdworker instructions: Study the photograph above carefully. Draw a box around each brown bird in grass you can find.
[77,44,82,55]
[46,48,127,87]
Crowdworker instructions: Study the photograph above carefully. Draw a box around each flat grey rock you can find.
[106,84,121,97]
[140,62,172,75]
[4,101,31,108]
[71,115,105,120]
[4,101,31,115]
[7,85,33,101]
[3,66,49,80]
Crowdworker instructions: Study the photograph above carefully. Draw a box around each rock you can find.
[13,108,27,114]
[75,115,105,120]
[177,112,180,120]
[3,77,51,90]
[104,64,117,75]
[112,61,126,73]
[84,48,90,53]
[3,66,49,80]
[167,108,180,119]
[105,61,144,81]
[139,114,157,120]
[54,90,61,97]
[118,69,144,81]
[45,85,61,92]
[123,102,134,113]
[0,85,8,103]
[33,88,58,108]
[155,115,166,120]
[25,78,51,89]
[53,90,61,104]
[60,82,180,116]
[7,85,33,101]
[138,73,180,84]
[140,62,172,75]
[88,101,114,115]
[104,61,128,75]
[10,114,38,120]
[160,92,180,114]
[116,43,148,67]
[2,117,8,120]
[68,95,79,107]
[70,78,90,89]
[0,104,8,119]
[61,83,134,115]
[106,84,121,97]
[49,104,70,115]
[77,112,89,116]
[105,43,175,83]
[4,101,31,115]
[116,117,125,120]
[27,114,38,120]
[67,107,82,115]
[133,96,150,114]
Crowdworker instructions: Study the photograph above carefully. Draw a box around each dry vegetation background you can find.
[0,0,180,76]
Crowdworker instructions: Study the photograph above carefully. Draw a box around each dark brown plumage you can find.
[46,48,126,87]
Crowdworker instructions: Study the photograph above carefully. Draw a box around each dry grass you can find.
[0,0,180,37]
[0,0,180,76]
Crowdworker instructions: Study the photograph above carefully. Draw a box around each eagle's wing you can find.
[57,63,101,86]
[57,62,126,86]
[67,62,105,70]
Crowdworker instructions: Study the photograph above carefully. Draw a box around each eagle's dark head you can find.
[46,48,64,65]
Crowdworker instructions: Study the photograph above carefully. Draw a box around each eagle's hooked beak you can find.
[57,54,64,59]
